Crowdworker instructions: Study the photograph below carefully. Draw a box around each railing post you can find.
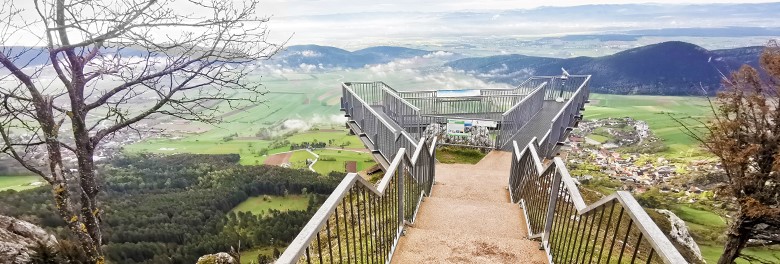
[542,167,562,249]
[397,158,405,226]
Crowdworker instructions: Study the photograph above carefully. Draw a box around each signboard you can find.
[472,120,497,128]
[447,119,496,136]
[446,119,472,137]
[436,89,480,98]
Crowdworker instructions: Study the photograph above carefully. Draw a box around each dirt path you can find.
[392,151,547,264]
[263,152,292,166]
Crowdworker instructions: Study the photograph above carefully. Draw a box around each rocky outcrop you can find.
[656,209,705,263]
[0,215,58,264]
[197,252,237,264]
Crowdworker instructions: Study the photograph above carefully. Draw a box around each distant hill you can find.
[447,41,765,95]
[274,45,438,68]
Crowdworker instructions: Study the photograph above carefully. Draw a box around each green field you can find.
[288,151,317,170]
[672,205,726,228]
[285,130,363,148]
[437,147,486,164]
[584,93,712,157]
[587,134,609,143]
[230,195,309,216]
[239,246,279,264]
[700,244,780,264]
[670,205,779,263]
[124,139,274,165]
[311,149,376,174]
[0,175,45,192]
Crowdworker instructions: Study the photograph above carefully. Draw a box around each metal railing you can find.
[496,81,547,149]
[341,83,418,160]
[509,139,687,264]
[517,75,590,101]
[535,75,591,158]
[277,136,436,264]
[345,82,390,106]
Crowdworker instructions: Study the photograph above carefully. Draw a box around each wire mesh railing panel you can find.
[279,135,437,264]
[538,75,590,158]
[347,82,385,106]
[509,139,687,264]
[497,82,546,148]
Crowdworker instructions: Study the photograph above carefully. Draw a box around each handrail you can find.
[343,83,402,136]
[342,82,420,161]
[399,94,526,100]
[548,75,591,122]
[277,135,437,264]
[531,75,590,157]
[509,138,687,264]
[382,87,421,112]
[501,82,548,116]
[496,82,547,149]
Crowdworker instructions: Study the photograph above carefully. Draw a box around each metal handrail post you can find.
[397,159,405,225]
[541,168,562,248]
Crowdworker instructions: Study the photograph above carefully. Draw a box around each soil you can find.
[263,152,292,166]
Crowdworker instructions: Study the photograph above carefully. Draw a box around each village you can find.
[563,117,720,199]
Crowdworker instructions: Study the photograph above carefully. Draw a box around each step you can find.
[435,165,510,185]
[411,197,526,240]
[431,181,510,203]
[391,228,547,264]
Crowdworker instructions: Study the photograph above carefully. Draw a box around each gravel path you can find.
[392,151,547,264]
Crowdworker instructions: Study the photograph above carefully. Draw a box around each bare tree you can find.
[676,41,780,264]
[0,0,281,262]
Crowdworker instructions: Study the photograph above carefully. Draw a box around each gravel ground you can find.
[392,151,548,263]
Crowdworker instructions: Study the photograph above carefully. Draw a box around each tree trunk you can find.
[718,216,750,264]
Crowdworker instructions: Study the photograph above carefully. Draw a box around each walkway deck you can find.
[391,151,547,264]
[501,101,565,150]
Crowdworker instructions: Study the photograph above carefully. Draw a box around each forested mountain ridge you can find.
[446,41,764,95]
[273,45,436,68]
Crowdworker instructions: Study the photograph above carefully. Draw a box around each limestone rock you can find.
[197,252,237,264]
[0,215,58,264]
[656,209,705,263]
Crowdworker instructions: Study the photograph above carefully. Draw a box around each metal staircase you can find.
[277,76,688,264]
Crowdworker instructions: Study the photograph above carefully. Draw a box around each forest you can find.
[0,154,340,263]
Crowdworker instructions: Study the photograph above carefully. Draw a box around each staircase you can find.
[392,151,547,264]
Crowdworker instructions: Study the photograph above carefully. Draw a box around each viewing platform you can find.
[277,75,689,264]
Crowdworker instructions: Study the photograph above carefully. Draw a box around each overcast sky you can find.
[4,0,780,47]
[257,0,779,16]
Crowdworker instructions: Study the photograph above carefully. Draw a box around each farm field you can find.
[285,130,363,149]
[230,195,309,216]
[288,150,317,170]
[311,149,376,174]
[0,175,45,192]
[124,67,486,167]
[584,93,712,157]
[239,246,278,264]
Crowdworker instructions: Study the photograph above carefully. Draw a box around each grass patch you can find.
[311,149,376,175]
[436,146,486,164]
[230,195,309,216]
[587,134,609,143]
[239,246,278,264]
[123,139,273,165]
[0,175,45,192]
[288,151,317,170]
[286,130,363,149]
[700,244,780,264]
[672,204,727,228]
